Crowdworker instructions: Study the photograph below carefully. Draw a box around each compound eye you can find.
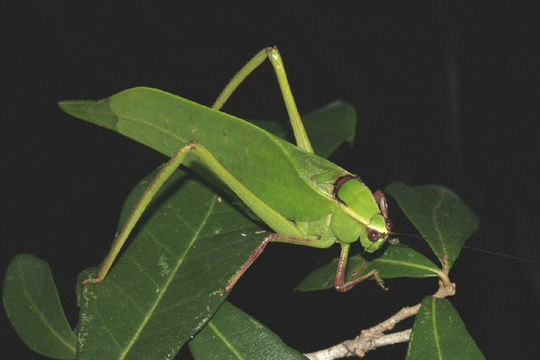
[385,219,393,232]
[367,229,380,242]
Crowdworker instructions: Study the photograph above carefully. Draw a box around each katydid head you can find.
[332,175,393,253]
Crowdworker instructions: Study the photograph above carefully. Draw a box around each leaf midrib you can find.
[16,261,76,354]
[431,190,448,257]
[208,322,243,359]
[118,194,218,359]
[373,258,443,277]
[431,297,443,360]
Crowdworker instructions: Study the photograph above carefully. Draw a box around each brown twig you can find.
[304,282,456,360]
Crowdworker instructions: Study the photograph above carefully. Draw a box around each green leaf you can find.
[251,100,356,159]
[303,101,356,158]
[407,297,484,360]
[295,245,442,291]
[385,182,479,269]
[189,302,307,359]
[76,169,266,359]
[3,254,76,359]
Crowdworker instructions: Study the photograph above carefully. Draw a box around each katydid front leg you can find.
[335,243,387,292]
[225,237,387,294]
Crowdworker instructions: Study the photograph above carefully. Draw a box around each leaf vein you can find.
[432,297,443,360]
[208,322,243,359]
[16,261,76,353]
[124,255,160,287]
[118,194,219,359]
[374,258,443,277]
[432,191,448,256]
[146,231,176,257]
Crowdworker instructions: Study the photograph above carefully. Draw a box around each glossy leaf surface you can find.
[76,169,266,359]
[407,297,484,360]
[189,302,306,359]
[295,245,442,291]
[3,254,76,359]
[385,182,479,269]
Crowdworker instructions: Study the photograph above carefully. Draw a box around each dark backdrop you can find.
[3,1,539,359]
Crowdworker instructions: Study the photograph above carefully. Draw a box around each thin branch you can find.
[304,283,456,360]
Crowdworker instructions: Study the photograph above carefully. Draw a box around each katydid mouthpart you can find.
[60,47,397,293]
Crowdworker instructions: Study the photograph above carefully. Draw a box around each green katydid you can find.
[59,46,396,293]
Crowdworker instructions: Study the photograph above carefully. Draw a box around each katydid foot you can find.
[82,277,103,285]
[334,245,388,292]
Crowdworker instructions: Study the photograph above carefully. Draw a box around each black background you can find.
[3,1,539,359]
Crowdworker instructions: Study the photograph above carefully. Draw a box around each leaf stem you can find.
[304,282,456,359]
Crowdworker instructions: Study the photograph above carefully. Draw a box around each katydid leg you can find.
[212,47,313,153]
[334,244,387,292]
[223,234,334,293]
[83,143,195,284]
[84,141,303,284]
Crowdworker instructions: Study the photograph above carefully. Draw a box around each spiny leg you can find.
[212,47,313,153]
[84,141,302,284]
[223,234,334,294]
[334,244,387,292]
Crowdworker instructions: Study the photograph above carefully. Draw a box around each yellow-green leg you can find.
[84,141,303,284]
[212,47,313,153]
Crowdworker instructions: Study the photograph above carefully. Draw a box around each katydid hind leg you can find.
[223,233,334,294]
[334,244,387,292]
[83,142,196,285]
[84,141,301,285]
[212,47,313,153]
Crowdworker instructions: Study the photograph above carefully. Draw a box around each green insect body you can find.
[332,178,388,251]
[60,47,391,292]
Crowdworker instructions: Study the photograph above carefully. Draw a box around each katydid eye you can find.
[367,229,380,242]
[386,219,393,232]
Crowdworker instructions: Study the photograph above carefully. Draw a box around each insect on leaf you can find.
[64,91,358,358]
